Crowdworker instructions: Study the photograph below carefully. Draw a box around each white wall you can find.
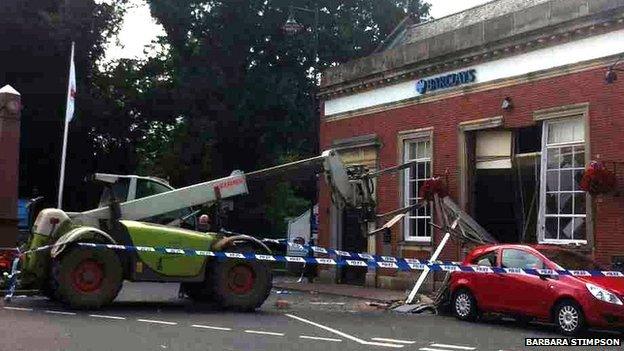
[324,28,624,116]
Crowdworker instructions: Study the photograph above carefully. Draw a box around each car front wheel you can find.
[554,300,585,336]
[452,289,478,321]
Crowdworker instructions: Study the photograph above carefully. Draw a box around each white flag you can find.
[65,42,76,123]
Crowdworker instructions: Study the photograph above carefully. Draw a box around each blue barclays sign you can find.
[416,69,477,94]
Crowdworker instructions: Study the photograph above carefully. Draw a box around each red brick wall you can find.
[319,66,624,267]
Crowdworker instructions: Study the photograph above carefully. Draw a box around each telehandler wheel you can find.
[55,247,123,309]
[210,245,272,311]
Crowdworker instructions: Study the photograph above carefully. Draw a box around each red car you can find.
[0,249,18,274]
[450,244,624,335]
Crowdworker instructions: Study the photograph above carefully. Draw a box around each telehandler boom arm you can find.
[73,150,352,227]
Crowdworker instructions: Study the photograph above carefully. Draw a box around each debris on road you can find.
[275,299,290,309]
[392,303,436,314]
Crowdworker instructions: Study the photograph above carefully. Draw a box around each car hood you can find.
[579,276,624,295]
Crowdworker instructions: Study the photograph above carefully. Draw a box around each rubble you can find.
[274,299,290,309]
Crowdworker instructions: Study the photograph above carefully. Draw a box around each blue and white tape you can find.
[76,242,624,278]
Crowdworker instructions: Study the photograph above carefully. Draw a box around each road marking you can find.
[191,324,232,331]
[45,310,76,316]
[285,313,404,348]
[89,314,126,320]
[299,335,342,342]
[3,307,33,311]
[420,348,456,351]
[372,338,416,344]
[244,330,284,336]
[138,319,178,326]
[430,344,475,350]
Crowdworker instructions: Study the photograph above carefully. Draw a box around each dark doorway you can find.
[340,209,367,285]
[474,169,519,243]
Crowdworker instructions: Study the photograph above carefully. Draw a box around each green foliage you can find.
[265,182,312,235]
[138,0,431,184]
[131,0,430,233]
[1,0,126,209]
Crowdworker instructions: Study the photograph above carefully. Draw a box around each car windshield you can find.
[539,249,604,271]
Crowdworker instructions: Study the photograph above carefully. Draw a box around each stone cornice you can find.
[319,15,624,100]
[322,54,616,123]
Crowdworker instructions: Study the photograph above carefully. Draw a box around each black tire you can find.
[41,260,62,302]
[55,247,123,309]
[210,245,272,311]
[182,279,214,302]
[452,289,478,321]
[554,300,585,336]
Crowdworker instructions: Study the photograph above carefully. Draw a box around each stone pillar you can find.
[0,85,21,247]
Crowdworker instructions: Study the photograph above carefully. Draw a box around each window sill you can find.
[539,239,588,245]
[399,238,433,247]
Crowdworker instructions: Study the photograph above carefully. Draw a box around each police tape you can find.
[265,239,466,266]
[76,242,624,278]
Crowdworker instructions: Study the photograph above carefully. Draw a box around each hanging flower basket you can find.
[419,177,449,202]
[579,161,617,196]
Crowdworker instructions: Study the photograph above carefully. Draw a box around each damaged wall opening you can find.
[467,126,541,243]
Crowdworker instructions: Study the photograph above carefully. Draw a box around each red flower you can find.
[419,177,449,202]
[579,161,617,195]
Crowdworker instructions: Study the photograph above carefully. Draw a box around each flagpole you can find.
[57,42,75,209]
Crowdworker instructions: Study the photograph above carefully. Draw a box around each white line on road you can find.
[372,338,416,344]
[299,335,343,342]
[89,314,126,320]
[430,344,476,350]
[244,330,285,336]
[191,324,232,331]
[285,313,404,348]
[45,310,76,316]
[420,348,455,351]
[3,307,33,311]
[138,319,178,326]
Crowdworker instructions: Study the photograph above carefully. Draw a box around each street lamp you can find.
[282,5,319,72]
[282,4,320,154]
[605,57,624,84]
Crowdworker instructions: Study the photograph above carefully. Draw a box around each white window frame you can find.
[538,116,588,245]
[403,137,433,243]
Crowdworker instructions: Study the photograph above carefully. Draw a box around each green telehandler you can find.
[4,150,356,310]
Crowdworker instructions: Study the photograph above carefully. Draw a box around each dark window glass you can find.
[559,193,573,214]
[100,178,130,206]
[560,147,573,169]
[502,249,544,269]
[471,251,498,267]
[545,218,558,239]
[136,179,172,199]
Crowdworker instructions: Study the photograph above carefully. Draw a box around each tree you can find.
[0,0,126,209]
[136,0,430,234]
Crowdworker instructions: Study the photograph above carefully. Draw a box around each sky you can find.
[105,0,493,61]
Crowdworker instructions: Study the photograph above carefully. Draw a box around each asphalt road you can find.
[0,282,622,351]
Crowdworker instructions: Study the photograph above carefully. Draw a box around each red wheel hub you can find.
[227,264,255,294]
[71,259,104,293]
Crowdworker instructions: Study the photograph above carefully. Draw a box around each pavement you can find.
[0,281,622,351]
[273,276,421,304]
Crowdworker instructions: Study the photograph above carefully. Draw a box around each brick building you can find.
[317,0,624,289]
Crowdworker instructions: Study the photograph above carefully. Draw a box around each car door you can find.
[498,248,554,317]
[467,249,506,311]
